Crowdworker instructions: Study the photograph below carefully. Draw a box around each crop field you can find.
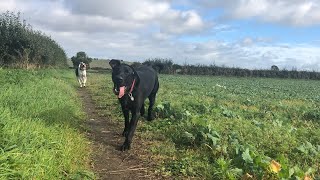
[0,69,94,179]
[67,60,112,69]
[87,70,320,179]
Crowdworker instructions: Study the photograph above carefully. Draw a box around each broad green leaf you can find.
[242,148,253,163]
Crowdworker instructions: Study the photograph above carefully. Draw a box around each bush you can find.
[0,11,67,68]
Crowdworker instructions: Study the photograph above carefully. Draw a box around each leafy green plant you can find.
[213,158,242,180]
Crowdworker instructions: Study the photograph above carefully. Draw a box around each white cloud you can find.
[0,0,206,35]
[242,38,254,46]
[0,0,16,12]
[0,0,319,71]
[195,0,320,26]
[64,0,170,22]
[159,10,205,34]
[62,0,205,34]
[212,43,320,71]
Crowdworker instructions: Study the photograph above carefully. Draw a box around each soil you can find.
[77,88,161,180]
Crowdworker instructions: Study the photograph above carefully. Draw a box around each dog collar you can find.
[128,79,136,101]
[129,79,136,94]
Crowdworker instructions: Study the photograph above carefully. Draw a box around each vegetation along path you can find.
[77,84,160,180]
[76,70,320,179]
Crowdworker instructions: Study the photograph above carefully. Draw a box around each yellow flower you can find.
[304,175,312,180]
[242,173,253,180]
[269,160,281,173]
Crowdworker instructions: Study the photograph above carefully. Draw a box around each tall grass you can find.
[0,69,94,179]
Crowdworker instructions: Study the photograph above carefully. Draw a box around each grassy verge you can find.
[85,70,320,179]
[0,69,94,179]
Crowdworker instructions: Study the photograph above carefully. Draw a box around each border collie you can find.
[75,62,87,87]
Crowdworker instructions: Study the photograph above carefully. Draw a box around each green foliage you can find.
[0,69,94,179]
[141,58,320,80]
[0,11,67,68]
[142,58,174,74]
[213,158,242,180]
[145,75,320,179]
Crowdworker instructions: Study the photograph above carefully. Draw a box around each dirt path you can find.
[77,88,159,180]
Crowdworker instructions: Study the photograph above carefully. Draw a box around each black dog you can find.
[109,59,159,151]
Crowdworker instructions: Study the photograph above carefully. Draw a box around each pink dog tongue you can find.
[118,86,125,98]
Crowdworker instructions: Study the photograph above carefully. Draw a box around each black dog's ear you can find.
[109,59,121,69]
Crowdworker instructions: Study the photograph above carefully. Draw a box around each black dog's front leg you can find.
[122,103,129,136]
[140,102,145,116]
[121,108,140,151]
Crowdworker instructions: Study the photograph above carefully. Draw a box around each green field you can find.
[87,71,320,179]
[0,69,94,179]
[68,59,112,69]
[68,59,133,69]
[1,68,319,179]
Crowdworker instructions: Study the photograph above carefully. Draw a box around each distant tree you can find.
[71,51,92,67]
[142,58,173,73]
[271,65,279,71]
[139,57,320,80]
[131,61,142,68]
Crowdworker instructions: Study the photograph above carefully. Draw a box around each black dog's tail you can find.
[75,68,79,77]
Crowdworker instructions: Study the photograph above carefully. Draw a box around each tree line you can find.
[0,11,67,69]
[133,58,320,80]
[71,51,93,68]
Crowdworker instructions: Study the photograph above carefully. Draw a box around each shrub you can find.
[0,11,67,68]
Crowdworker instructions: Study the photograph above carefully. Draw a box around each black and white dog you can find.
[109,59,159,151]
[75,62,87,87]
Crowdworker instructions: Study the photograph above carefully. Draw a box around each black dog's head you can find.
[109,59,138,98]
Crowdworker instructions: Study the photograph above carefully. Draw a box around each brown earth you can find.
[77,88,163,180]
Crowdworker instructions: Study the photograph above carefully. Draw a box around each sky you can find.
[1,0,320,70]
